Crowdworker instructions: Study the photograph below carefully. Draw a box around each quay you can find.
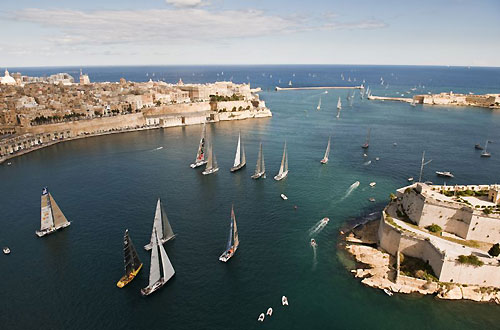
[275,86,363,91]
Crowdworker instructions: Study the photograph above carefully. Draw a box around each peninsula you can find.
[0,70,271,163]
[344,183,500,303]
[368,91,500,109]
[275,86,363,91]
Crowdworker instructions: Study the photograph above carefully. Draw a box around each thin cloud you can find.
[165,0,205,8]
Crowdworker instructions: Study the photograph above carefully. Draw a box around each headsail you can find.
[50,194,69,228]
[145,198,175,250]
[148,228,161,287]
[157,230,175,282]
[160,202,175,241]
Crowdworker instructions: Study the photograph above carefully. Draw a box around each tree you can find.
[488,243,500,257]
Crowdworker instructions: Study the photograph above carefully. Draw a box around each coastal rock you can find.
[437,286,463,300]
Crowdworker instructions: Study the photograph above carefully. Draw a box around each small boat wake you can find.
[340,181,360,201]
[155,146,164,150]
[311,242,318,271]
[363,160,372,166]
[308,218,329,236]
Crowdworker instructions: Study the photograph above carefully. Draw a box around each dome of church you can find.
[0,69,16,85]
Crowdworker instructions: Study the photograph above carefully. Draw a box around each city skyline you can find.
[1,0,500,67]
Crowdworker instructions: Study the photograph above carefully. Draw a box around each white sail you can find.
[278,142,287,175]
[284,146,288,173]
[148,228,161,287]
[205,143,213,170]
[233,133,242,167]
[261,145,265,173]
[40,189,54,231]
[158,230,175,282]
[232,208,239,249]
[317,97,321,110]
[324,137,331,160]
[160,202,175,242]
[337,97,342,110]
[145,198,174,250]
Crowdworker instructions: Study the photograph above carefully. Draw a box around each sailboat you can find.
[316,97,321,110]
[337,97,342,110]
[481,140,491,157]
[274,142,289,181]
[336,105,341,119]
[36,187,71,237]
[320,137,331,164]
[230,132,246,172]
[144,198,176,251]
[251,142,266,179]
[362,128,371,149]
[202,142,219,175]
[117,229,143,288]
[190,123,207,168]
[219,205,240,262]
[140,227,175,296]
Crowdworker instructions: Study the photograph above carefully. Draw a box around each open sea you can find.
[1,65,500,330]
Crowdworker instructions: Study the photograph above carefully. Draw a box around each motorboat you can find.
[436,171,454,178]
[475,143,484,150]
[375,157,380,161]
[383,288,393,296]
[266,308,273,316]
[281,194,288,200]
[310,239,317,247]
[369,182,376,187]
[408,177,414,182]
[3,247,10,255]
[282,296,289,306]
[320,217,329,225]
[369,198,376,202]
[258,313,265,322]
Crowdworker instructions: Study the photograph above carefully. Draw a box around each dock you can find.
[275,86,363,91]
[367,95,413,103]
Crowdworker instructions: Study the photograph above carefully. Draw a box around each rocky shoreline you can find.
[343,219,500,304]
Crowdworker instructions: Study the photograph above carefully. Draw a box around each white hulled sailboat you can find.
[141,228,175,296]
[219,206,239,262]
[202,142,219,175]
[144,198,175,251]
[320,137,331,164]
[190,123,207,168]
[230,132,246,172]
[251,142,266,179]
[36,187,71,237]
[274,141,289,181]
[317,97,321,110]
[337,97,342,110]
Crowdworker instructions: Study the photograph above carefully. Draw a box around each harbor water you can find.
[1,65,500,329]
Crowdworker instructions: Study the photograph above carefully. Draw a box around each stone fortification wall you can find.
[378,212,445,278]
[440,257,500,287]
[420,202,472,239]
[398,187,425,223]
[465,213,500,243]
[22,113,145,136]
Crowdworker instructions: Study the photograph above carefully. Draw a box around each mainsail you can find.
[278,142,287,176]
[317,97,321,110]
[323,137,331,160]
[206,143,213,170]
[231,132,246,170]
[40,188,54,231]
[145,198,175,250]
[123,230,142,276]
[232,207,239,249]
[195,123,206,163]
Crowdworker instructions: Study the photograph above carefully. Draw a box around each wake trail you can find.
[340,181,360,201]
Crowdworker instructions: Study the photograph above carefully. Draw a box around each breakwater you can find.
[275,86,363,91]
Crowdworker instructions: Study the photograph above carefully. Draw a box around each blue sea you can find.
[1,65,499,330]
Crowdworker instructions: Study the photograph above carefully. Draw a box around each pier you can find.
[275,86,363,91]
[367,95,413,103]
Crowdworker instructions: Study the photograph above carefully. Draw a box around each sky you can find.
[0,0,499,67]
